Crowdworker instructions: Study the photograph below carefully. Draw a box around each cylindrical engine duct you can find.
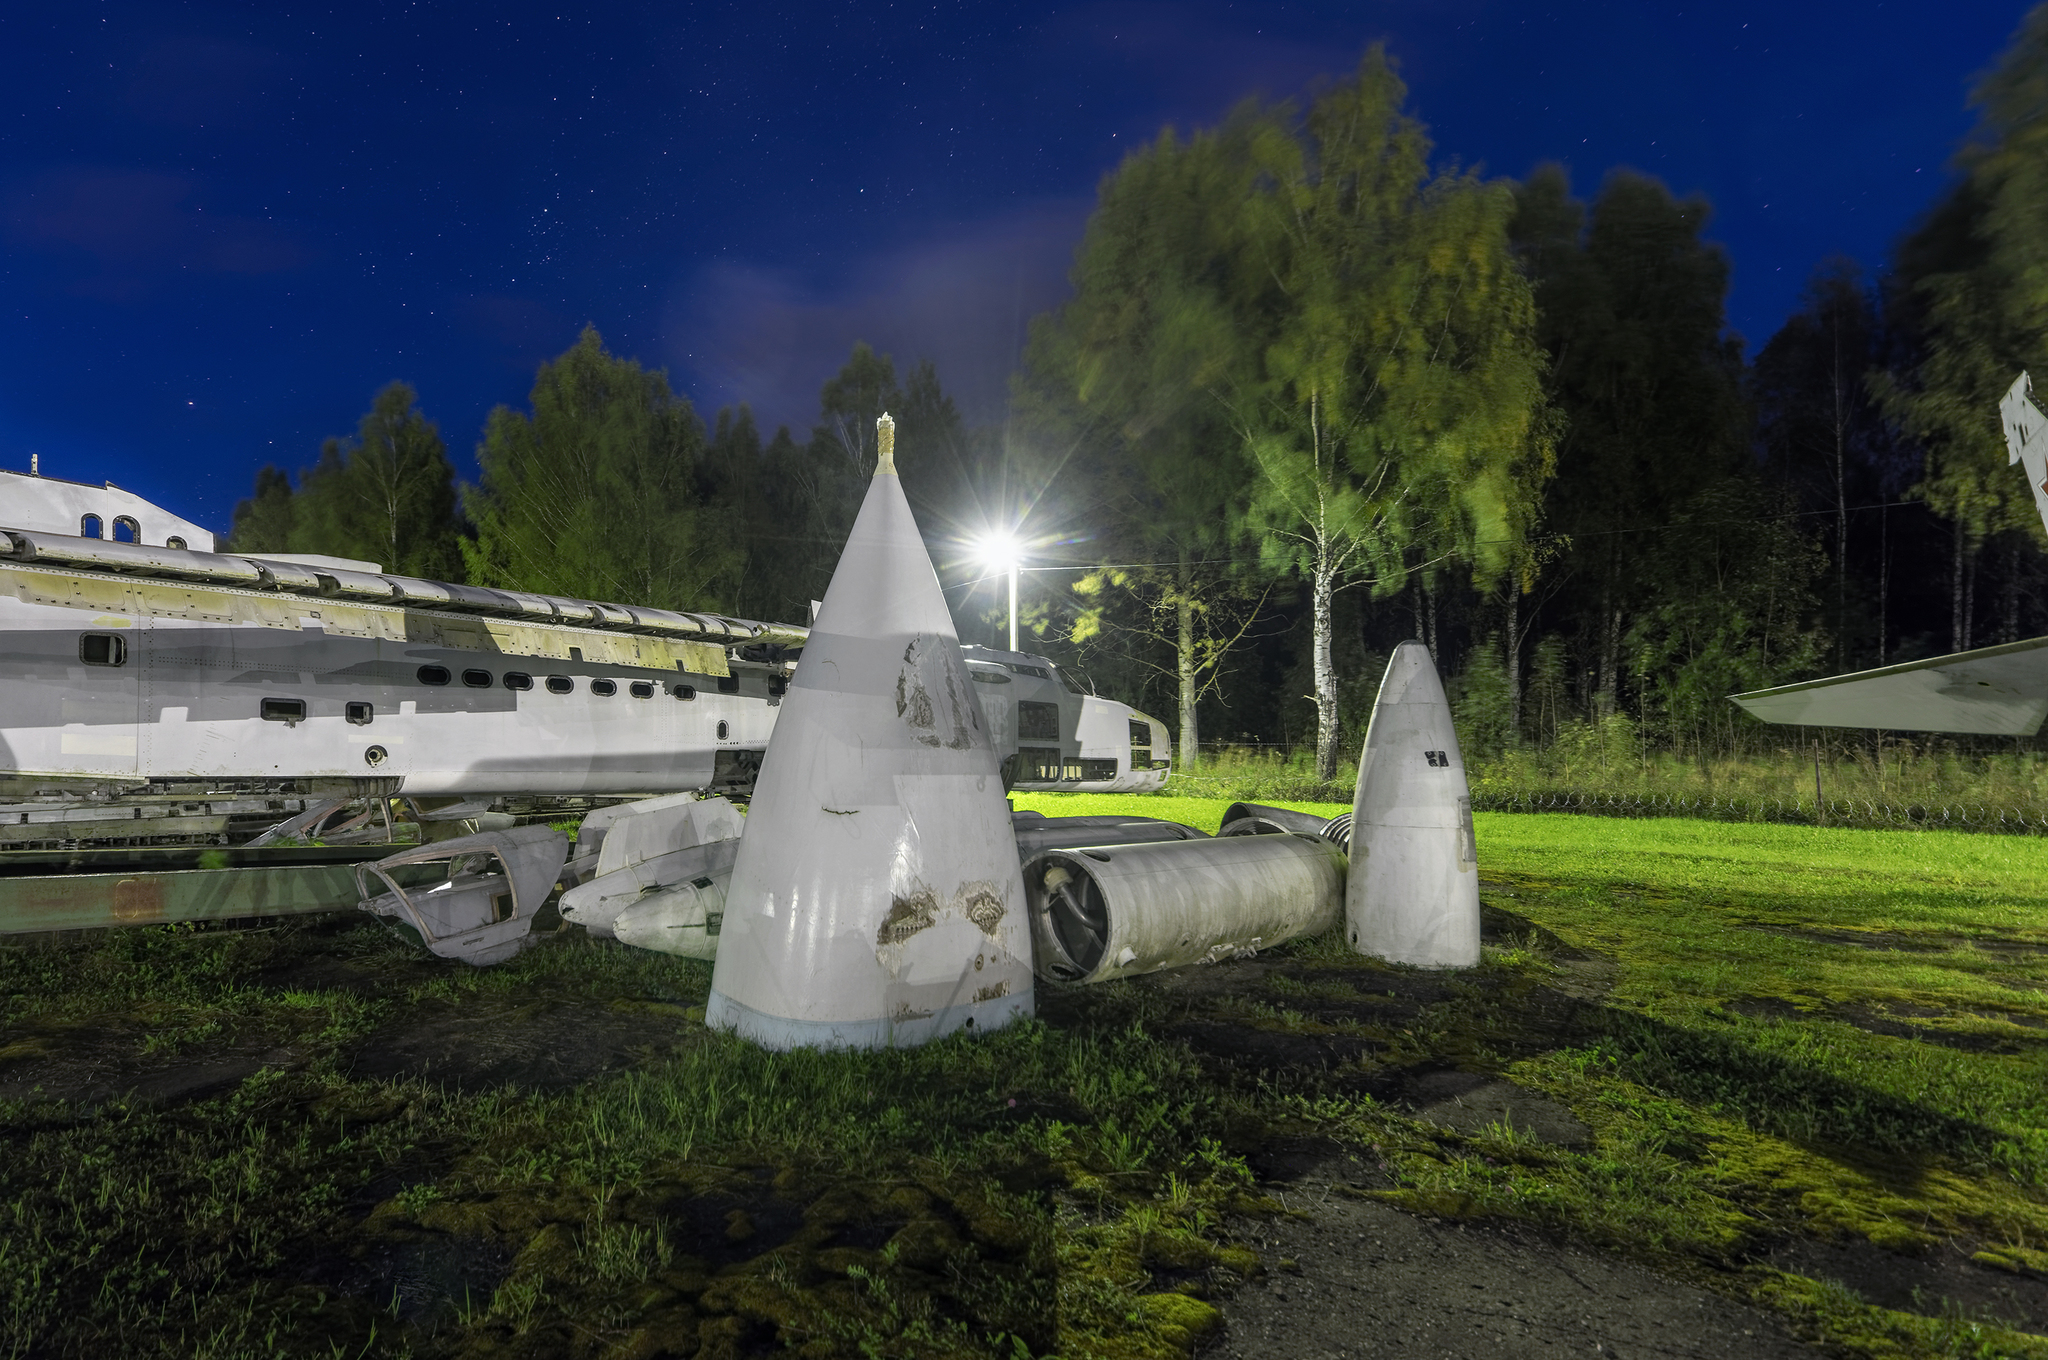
[1023,834,1344,985]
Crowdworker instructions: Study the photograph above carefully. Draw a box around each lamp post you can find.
[976,533,1021,652]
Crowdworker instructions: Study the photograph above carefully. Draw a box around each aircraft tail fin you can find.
[2000,371,2048,539]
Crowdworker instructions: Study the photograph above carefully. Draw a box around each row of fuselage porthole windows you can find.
[78,515,186,549]
[411,664,753,699]
[76,635,755,701]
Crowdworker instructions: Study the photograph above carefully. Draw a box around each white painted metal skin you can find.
[557,794,742,939]
[1,467,217,549]
[1730,635,2048,736]
[1023,834,1344,984]
[1731,374,2048,738]
[1347,641,1479,968]
[705,417,1035,1049]
[354,824,571,966]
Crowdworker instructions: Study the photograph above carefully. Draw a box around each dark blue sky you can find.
[0,1,2029,532]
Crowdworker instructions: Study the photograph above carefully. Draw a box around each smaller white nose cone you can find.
[1347,641,1479,968]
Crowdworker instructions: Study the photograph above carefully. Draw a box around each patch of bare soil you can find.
[0,1025,296,1105]
[346,998,689,1092]
[1769,1236,2048,1336]
[1207,1156,1818,1359]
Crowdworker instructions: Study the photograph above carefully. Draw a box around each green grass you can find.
[4,798,2048,1357]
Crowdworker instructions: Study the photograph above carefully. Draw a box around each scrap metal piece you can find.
[612,870,730,958]
[1023,833,1344,984]
[354,824,569,966]
[1348,641,1479,968]
[1010,810,1207,858]
[1215,801,1352,848]
[558,794,742,938]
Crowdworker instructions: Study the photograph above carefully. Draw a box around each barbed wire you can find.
[1474,789,2048,833]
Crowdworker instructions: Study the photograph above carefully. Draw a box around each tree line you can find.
[231,14,2048,772]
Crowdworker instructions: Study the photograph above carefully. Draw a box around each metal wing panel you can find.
[1731,635,2048,735]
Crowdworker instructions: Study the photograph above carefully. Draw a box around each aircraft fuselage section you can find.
[0,562,776,794]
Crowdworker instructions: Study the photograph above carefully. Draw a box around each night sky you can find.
[0,1,2029,533]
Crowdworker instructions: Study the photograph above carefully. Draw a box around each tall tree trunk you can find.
[1312,559,1339,782]
[1176,546,1199,771]
[1952,521,1966,653]
[1832,315,1849,670]
[1879,502,1890,664]
[1964,544,1977,651]
[1504,586,1524,744]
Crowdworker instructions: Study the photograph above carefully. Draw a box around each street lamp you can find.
[975,532,1021,652]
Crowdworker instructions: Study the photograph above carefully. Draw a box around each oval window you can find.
[503,672,533,691]
[545,675,573,694]
[590,678,617,697]
[462,669,492,688]
[673,684,697,701]
[629,681,654,698]
[716,719,730,740]
[417,665,451,686]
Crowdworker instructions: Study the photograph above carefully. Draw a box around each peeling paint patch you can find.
[891,1002,934,1022]
[958,882,1005,937]
[972,981,1009,1003]
[895,635,982,750]
[877,888,939,946]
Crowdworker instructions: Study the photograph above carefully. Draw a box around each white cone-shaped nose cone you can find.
[1346,641,1479,968]
[705,466,1035,1048]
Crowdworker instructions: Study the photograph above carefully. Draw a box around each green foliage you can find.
[1881,8,2048,556]
[1512,165,1753,716]
[226,384,464,578]
[463,327,739,609]
[1626,478,1829,754]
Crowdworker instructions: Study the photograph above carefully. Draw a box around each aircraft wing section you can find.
[1730,635,2048,735]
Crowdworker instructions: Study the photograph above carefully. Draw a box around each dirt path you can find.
[1209,1163,1819,1358]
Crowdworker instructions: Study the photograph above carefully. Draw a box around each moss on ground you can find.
[2,802,2046,1356]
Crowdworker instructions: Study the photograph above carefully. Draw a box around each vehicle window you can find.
[417,665,451,686]
[673,684,697,700]
[346,701,374,725]
[591,678,617,697]
[545,675,573,694]
[630,681,655,698]
[503,672,533,690]
[969,668,1011,684]
[1007,663,1050,679]
[462,669,492,688]
[1057,667,1090,695]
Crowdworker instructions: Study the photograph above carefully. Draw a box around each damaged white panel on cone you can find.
[705,414,1034,1049]
[1347,641,1479,968]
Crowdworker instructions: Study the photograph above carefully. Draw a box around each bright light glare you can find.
[975,531,1020,572]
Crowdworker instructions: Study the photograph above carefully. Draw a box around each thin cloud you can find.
[7,167,311,299]
[664,198,1090,431]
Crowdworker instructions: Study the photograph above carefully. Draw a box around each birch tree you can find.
[1237,50,1554,778]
